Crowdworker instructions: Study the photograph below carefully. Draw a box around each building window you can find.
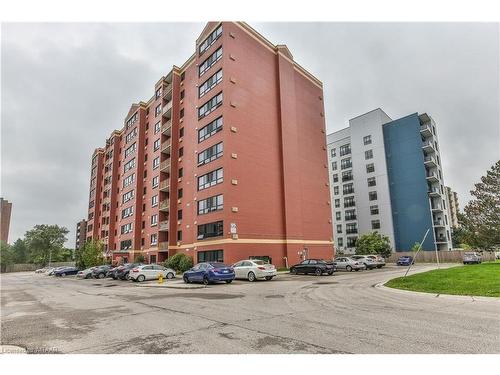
[120,239,132,250]
[334,199,340,208]
[198,142,223,166]
[365,150,373,160]
[152,176,159,188]
[198,168,223,191]
[370,205,379,215]
[153,139,160,151]
[366,163,375,173]
[198,116,222,143]
[199,47,223,77]
[124,143,137,158]
[198,194,223,215]
[332,174,338,183]
[155,104,161,117]
[342,170,353,182]
[151,214,158,226]
[179,127,184,138]
[341,158,352,170]
[197,249,223,263]
[335,212,341,221]
[121,206,133,219]
[152,157,160,170]
[333,186,339,195]
[197,220,223,240]
[369,191,378,201]
[199,69,223,98]
[123,173,135,188]
[124,158,135,173]
[180,108,184,119]
[343,183,354,195]
[126,113,138,129]
[347,237,357,248]
[330,148,336,157]
[371,220,381,230]
[199,25,222,55]
[122,190,134,203]
[346,223,357,234]
[178,188,183,199]
[121,223,133,234]
[155,87,162,99]
[180,72,185,81]
[150,233,158,246]
[179,168,183,178]
[125,128,138,143]
[154,121,161,134]
[339,144,351,156]
[367,177,376,187]
[344,196,355,207]
[331,161,337,171]
[177,230,182,241]
[151,195,158,207]
[337,238,343,247]
[180,90,185,99]
[198,92,223,119]
[336,225,342,234]
[363,135,372,145]
[177,209,183,220]
[345,209,356,221]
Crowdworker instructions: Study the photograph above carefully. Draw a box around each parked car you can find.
[495,251,500,260]
[463,252,482,265]
[333,257,366,272]
[290,259,335,276]
[350,255,377,270]
[35,267,49,273]
[129,264,175,282]
[397,256,415,266]
[116,263,142,280]
[366,255,386,268]
[106,265,121,279]
[77,267,96,279]
[43,267,55,275]
[183,262,235,285]
[47,267,64,276]
[92,265,113,279]
[232,259,277,281]
[53,266,79,277]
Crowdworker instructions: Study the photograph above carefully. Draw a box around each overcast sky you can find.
[1,22,499,246]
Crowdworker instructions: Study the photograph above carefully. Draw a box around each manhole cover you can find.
[0,345,27,354]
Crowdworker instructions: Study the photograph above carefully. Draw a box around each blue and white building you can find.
[327,108,452,253]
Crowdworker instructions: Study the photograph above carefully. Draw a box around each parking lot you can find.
[1,265,499,354]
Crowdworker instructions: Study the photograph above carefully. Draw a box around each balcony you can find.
[342,175,353,182]
[161,141,171,156]
[162,120,172,137]
[433,217,445,227]
[431,204,443,212]
[159,199,170,212]
[420,122,433,138]
[159,241,169,250]
[159,179,170,192]
[160,159,171,173]
[424,155,437,168]
[162,101,172,119]
[346,229,358,234]
[159,220,169,231]
[422,140,435,154]
[162,83,172,101]
[428,187,441,197]
[345,216,357,221]
[426,171,439,183]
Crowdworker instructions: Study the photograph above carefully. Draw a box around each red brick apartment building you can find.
[85,22,333,267]
[1,198,12,243]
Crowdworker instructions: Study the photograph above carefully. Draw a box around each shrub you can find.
[355,232,392,258]
[134,254,145,263]
[164,253,193,272]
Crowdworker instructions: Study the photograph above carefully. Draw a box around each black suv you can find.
[92,265,112,279]
[115,263,142,280]
[290,259,335,276]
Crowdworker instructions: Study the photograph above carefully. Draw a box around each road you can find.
[1,265,499,354]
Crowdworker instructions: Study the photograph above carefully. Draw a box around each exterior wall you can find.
[85,22,333,268]
[445,186,460,228]
[0,198,12,243]
[75,219,87,250]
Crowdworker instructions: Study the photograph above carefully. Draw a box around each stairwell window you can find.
[198,168,223,190]
[198,142,223,166]
[365,150,373,160]
[199,47,223,77]
[199,116,223,143]
[199,69,223,98]
[199,25,222,56]
[198,92,223,119]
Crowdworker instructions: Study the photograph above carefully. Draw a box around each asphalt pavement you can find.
[1,264,499,354]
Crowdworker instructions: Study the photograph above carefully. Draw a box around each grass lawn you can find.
[385,262,500,297]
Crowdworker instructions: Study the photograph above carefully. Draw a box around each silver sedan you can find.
[233,259,277,281]
[333,257,366,272]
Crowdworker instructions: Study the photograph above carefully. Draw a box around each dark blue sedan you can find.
[53,266,79,277]
[397,256,415,266]
[183,262,235,285]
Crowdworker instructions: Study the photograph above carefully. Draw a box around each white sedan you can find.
[128,264,175,282]
[232,259,277,281]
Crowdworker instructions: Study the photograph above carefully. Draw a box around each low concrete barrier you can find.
[2,262,75,273]
[386,250,496,263]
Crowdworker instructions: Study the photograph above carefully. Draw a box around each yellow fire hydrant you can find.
[158,273,164,284]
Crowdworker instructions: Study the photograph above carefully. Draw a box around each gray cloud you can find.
[2,22,499,246]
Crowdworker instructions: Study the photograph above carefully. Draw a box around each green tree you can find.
[10,238,28,264]
[411,242,421,252]
[24,224,69,265]
[77,239,104,269]
[461,160,500,250]
[164,253,193,272]
[0,241,14,272]
[355,232,392,258]
[134,254,145,263]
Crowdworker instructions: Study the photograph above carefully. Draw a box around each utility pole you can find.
[404,228,430,277]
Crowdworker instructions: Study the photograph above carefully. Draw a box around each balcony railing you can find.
[428,187,441,196]
[162,83,172,100]
[159,199,170,211]
[431,204,443,211]
[422,140,435,153]
[161,120,172,137]
[159,179,170,191]
[346,229,358,234]
[162,101,172,118]
[426,172,439,182]
[160,160,171,173]
[159,220,169,231]
[159,242,168,250]
[161,141,171,156]
[420,123,433,138]
[345,216,357,221]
